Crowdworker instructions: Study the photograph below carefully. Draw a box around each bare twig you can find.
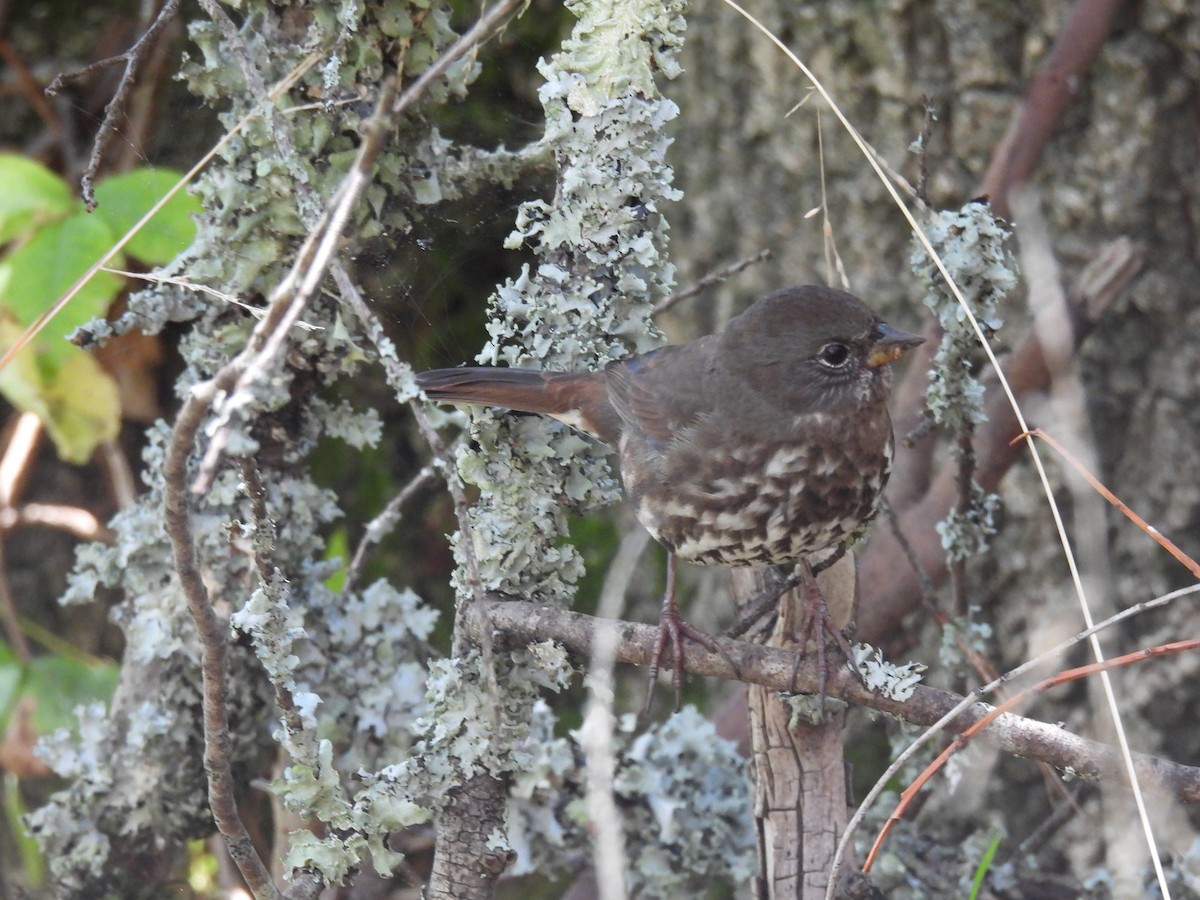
[163,370,278,899]
[97,439,137,509]
[828,580,1200,895]
[652,249,774,316]
[343,464,437,594]
[389,0,528,119]
[5,504,112,542]
[44,0,183,209]
[864,637,1200,872]
[0,412,41,510]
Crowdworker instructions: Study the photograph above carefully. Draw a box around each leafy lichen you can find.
[910,201,1017,561]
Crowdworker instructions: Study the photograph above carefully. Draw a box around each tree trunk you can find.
[736,554,856,899]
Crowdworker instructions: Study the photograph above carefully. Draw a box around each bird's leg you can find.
[644,553,726,713]
[727,567,801,640]
[795,557,860,709]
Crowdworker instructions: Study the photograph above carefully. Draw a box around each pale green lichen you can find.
[457,0,686,610]
[936,608,994,670]
[33,0,475,890]
[911,201,1017,561]
[850,643,927,701]
[34,0,757,893]
[501,705,756,895]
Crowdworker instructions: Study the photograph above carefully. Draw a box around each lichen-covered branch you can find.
[422,0,690,893]
[859,238,1143,647]
[29,1,516,894]
[462,599,1200,804]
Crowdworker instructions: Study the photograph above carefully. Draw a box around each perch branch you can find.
[462,598,1200,803]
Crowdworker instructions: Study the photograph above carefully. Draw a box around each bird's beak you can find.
[866,323,926,368]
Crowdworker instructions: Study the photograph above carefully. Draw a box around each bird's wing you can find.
[604,341,714,446]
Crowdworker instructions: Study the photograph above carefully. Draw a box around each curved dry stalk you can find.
[863,637,1200,872]
[830,581,1200,895]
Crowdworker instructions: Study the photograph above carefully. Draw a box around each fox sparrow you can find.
[418,285,923,697]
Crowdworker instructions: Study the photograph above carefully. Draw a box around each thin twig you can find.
[881,498,938,609]
[828,580,1200,895]
[652,249,774,316]
[44,0,183,209]
[864,637,1200,872]
[343,464,437,594]
[390,0,528,119]
[6,504,113,542]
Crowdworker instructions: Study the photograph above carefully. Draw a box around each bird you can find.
[417,284,924,700]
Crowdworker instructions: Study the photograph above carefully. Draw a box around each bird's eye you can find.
[818,342,851,368]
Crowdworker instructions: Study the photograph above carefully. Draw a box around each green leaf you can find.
[0,212,123,364]
[968,831,1003,900]
[0,319,121,463]
[324,527,349,592]
[92,168,199,264]
[0,646,22,725]
[39,350,122,463]
[0,155,75,244]
[25,655,118,735]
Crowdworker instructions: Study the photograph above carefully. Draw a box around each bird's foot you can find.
[643,553,737,715]
[644,602,725,714]
[795,561,861,715]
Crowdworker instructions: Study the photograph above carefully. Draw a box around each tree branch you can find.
[461,598,1200,805]
[980,0,1131,217]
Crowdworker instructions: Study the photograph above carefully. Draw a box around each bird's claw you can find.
[644,607,725,714]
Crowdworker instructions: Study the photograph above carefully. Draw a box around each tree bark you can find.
[427,774,515,900]
[736,555,856,899]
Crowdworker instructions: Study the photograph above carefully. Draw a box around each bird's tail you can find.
[416,366,617,443]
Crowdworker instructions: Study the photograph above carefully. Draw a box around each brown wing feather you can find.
[603,341,715,445]
[417,367,622,445]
